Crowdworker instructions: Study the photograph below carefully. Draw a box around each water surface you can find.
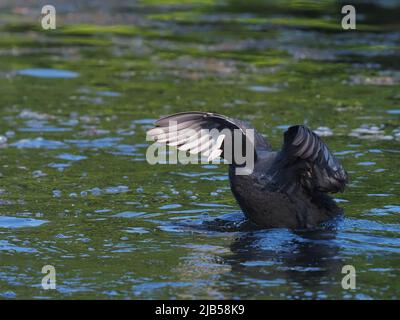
[0,0,399,299]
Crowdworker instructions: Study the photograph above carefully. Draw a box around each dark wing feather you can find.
[280,125,347,193]
[147,111,270,162]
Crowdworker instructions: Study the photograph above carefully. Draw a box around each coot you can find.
[147,112,348,229]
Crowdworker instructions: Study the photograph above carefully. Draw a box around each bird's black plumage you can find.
[147,112,348,229]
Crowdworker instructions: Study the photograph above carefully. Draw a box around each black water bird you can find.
[147,112,348,229]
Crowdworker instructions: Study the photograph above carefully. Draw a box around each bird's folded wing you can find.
[281,125,347,193]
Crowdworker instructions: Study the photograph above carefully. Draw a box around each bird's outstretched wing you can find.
[146,111,270,162]
[279,125,347,193]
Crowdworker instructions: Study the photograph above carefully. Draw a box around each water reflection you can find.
[156,210,400,299]
[16,68,79,79]
[228,228,342,295]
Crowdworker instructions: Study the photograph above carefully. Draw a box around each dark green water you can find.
[0,0,399,299]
